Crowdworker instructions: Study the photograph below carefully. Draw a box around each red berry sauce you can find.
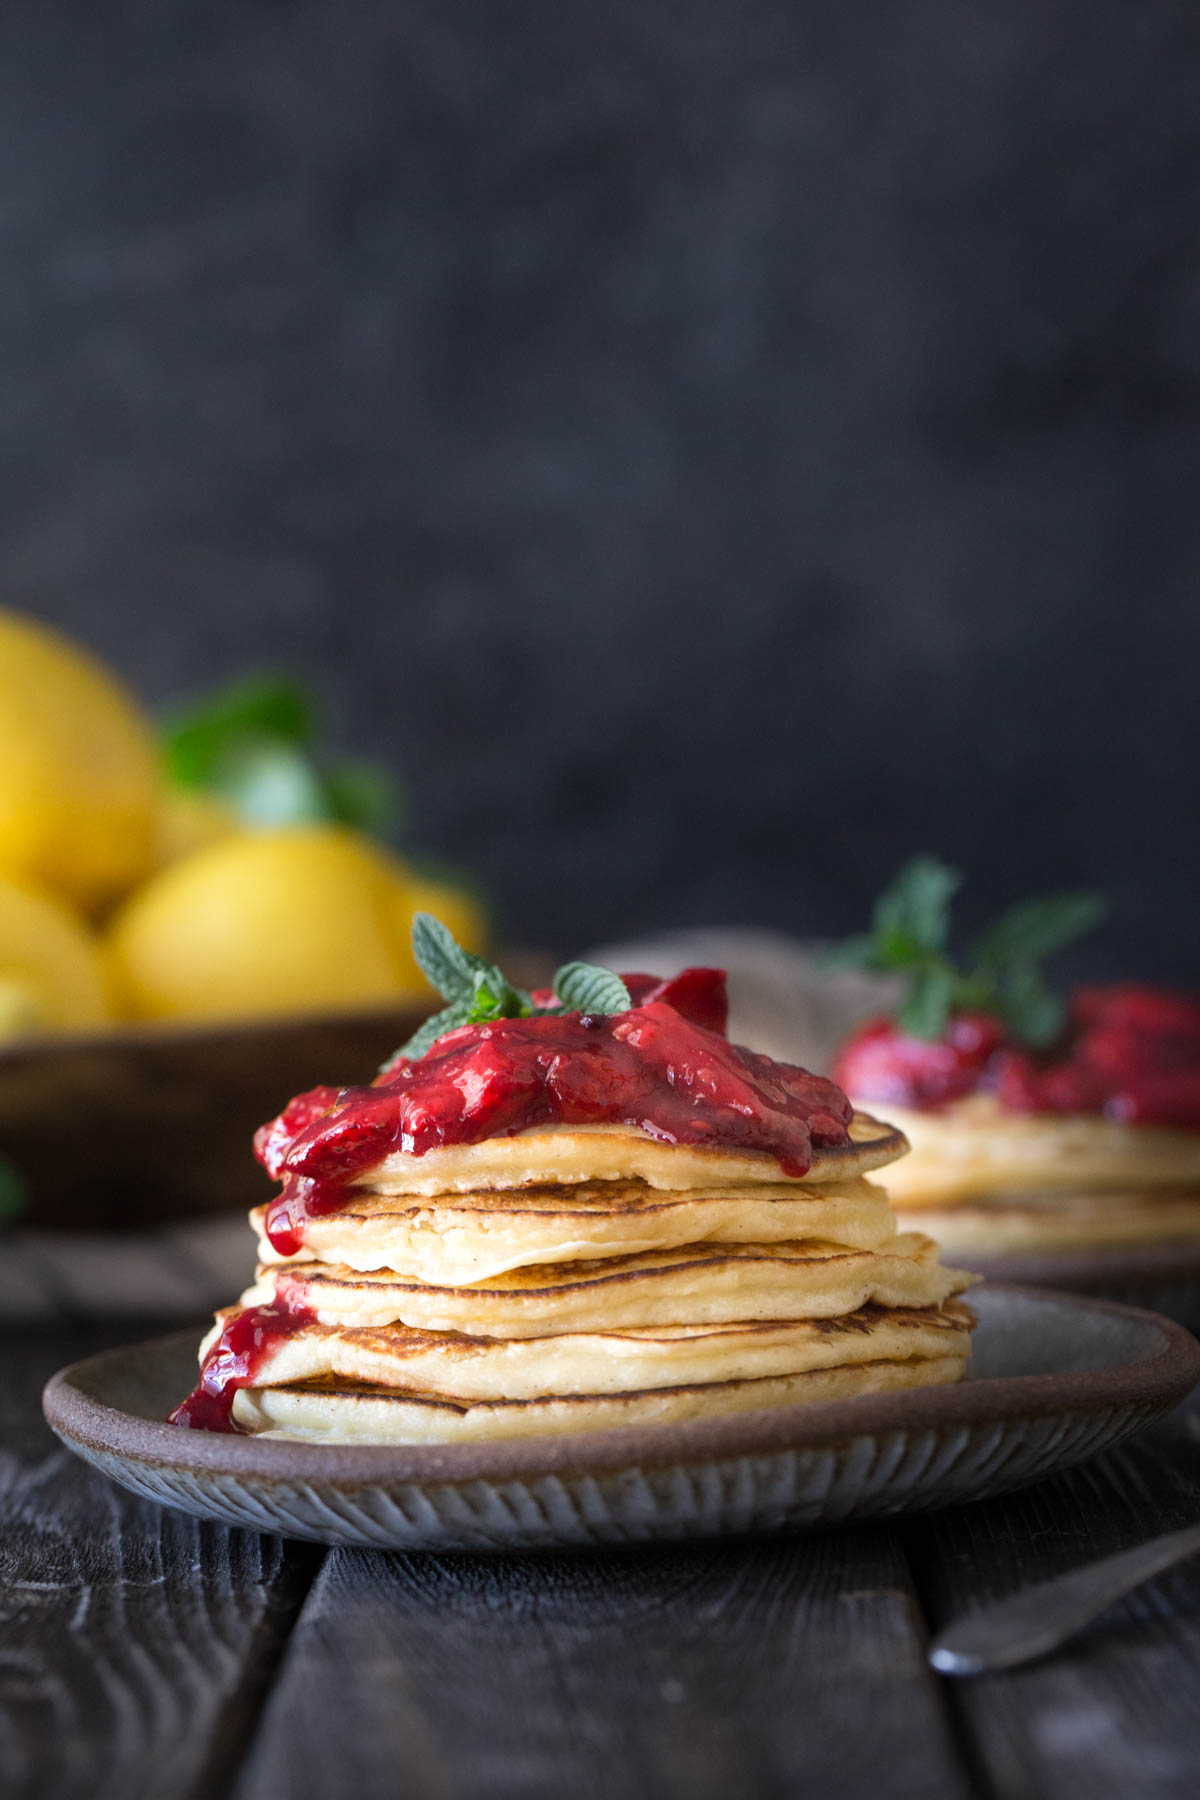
[834,985,1200,1129]
[995,985,1200,1128]
[256,968,851,1257]
[832,1013,1005,1111]
[168,1300,312,1432]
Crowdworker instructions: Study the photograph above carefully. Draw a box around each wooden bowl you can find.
[0,950,557,1230]
[0,1004,433,1229]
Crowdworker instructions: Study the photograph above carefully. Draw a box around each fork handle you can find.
[929,1522,1200,1675]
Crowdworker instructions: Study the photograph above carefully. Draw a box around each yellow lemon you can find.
[155,785,241,867]
[0,871,113,1039]
[106,825,435,1023]
[0,610,160,910]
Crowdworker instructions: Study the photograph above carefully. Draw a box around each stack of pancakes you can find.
[877,1096,1200,1256]
[205,1113,976,1444]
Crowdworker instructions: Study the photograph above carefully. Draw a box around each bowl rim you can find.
[0,997,433,1064]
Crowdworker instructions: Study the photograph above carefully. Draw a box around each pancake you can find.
[231,1349,969,1444]
[897,1190,1200,1255]
[354,1112,907,1197]
[205,1299,973,1405]
[870,1096,1200,1207]
[239,1234,975,1335]
[251,1175,899,1284]
[172,1024,978,1443]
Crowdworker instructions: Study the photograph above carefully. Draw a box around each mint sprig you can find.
[408,913,504,1002]
[382,916,634,1068]
[831,856,1105,1046]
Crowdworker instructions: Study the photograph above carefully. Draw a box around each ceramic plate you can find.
[44,1286,1200,1554]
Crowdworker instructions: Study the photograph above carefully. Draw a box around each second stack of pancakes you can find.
[216,1114,976,1442]
[876,1097,1200,1260]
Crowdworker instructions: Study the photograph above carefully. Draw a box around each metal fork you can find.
[929,1522,1200,1675]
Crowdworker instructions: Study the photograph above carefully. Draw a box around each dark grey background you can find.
[7,1,1199,974]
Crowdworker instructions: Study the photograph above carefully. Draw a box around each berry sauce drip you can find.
[834,985,1200,1128]
[254,967,853,1258]
[168,1300,312,1432]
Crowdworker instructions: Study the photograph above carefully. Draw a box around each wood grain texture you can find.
[234,1531,972,1800]
[907,1402,1200,1800]
[17,1286,1200,1799]
[0,1218,254,1324]
[0,1328,320,1800]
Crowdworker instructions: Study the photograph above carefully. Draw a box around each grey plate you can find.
[43,1287,1200,1553]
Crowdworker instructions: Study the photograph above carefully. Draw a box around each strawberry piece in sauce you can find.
[831,1013,1006,1111]
[995,983,1200,1128]
[619,967,729,1034]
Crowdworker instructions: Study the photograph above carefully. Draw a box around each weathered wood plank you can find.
[907,1405,1200,1800]
[0,1219,254,1325]
[236,1530,973,1800]
[9,1232,214,1319]
[0,1238,75,1323]
[165,1215,259,1298]
[0,1328,321,1800]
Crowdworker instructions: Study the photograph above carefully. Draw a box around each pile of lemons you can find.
[0,610,484,1039]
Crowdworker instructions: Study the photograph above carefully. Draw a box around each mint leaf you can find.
[995,963,1065,1048]
[388,916,534,1065]
[897,965,956,1039]
[553,962,632,1015]
[464,967,534,1025]
[831,856,1107,1050]
[322,758,403,837]
[411,912,495,1003]
[874,855,962,960]
[970,891,1103,1048]
[463,980,508,1025]
[973,892,1106,976]
[386,919,631,1067]
[163,677,314,789]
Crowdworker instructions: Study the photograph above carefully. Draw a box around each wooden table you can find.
[5,1231,1200,1800]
